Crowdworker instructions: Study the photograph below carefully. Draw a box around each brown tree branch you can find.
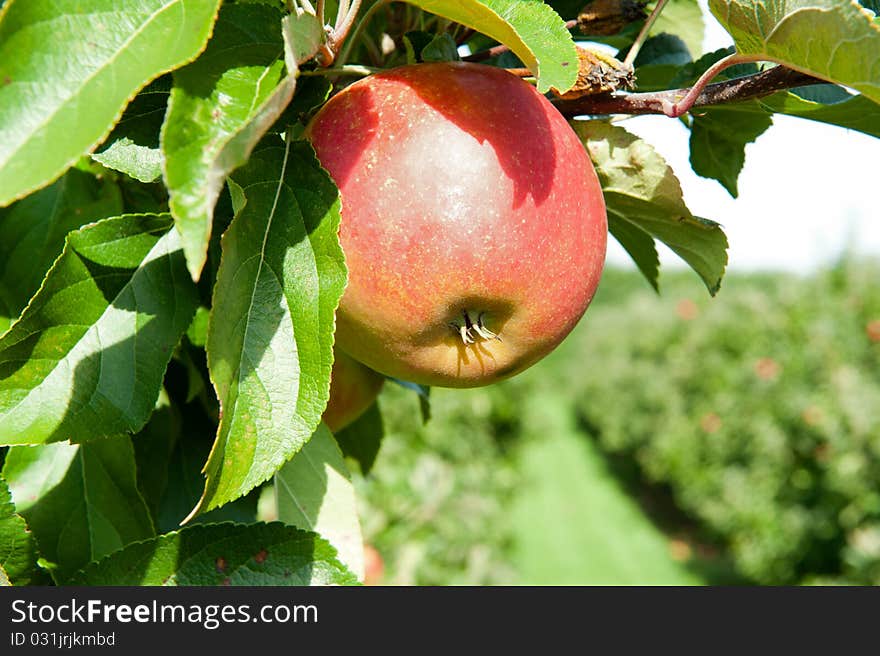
[553,65,821,117]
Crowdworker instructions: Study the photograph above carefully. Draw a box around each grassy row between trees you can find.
[356,260,880,585]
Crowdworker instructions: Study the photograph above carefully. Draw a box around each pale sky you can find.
[605,1,880,273]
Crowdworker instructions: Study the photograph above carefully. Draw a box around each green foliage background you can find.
[356,261,880,585]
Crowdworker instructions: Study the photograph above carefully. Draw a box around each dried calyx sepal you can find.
[553,46,635,99]
[449,309,502,345]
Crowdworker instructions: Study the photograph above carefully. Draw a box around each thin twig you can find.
[553,65,820,117]
[336,0,391,66]
[623,0,670,67]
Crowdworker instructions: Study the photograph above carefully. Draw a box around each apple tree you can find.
[0,0,877,585]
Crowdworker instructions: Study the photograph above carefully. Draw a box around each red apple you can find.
[322,348,384,433]
[307,62,606,387]
[363,544,384,586]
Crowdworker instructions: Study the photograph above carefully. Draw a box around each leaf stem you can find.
[314,0,362,66]
[335,0,351,28]
[299,64,380,77]
[331,0,362,51]
[660,53,768,117]
[623,0,670,67]
[336,0,390,67]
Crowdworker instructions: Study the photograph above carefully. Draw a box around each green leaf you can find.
[177,346,208,404]
[758,90,880,138]
[271,75,333,130]
[791,82,853,103]
[607,213,660,292]
[631,33,693,67]
[334,402,384,475]
[687,87,879,198]
[390,378,432,423]
[132,390,180,527]
[3,438,154,582]
[670,47,735,86]
[652,0,705,60]
[0,168,123,323]
[91,77,171,183]
[574,120,728,294]
[157,405,259,532]
[404,0,578,93]
[627,33,694,92]
[191,138,346,518]
[0,0,223,206]
[0,473,38,585]
[275,424,364,580]
[689,105,774,196]
[163,5,324,281]
[0,214,199,445]
[403,31,437,64]
[422,33,463,62]
[186,306,211,347]
[70,522,358,585]
[709,0,880,103]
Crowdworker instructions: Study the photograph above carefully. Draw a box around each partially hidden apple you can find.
[307,62,607,388]
[322,348,384,433]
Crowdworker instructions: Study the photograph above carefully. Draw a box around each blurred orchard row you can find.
[351,259,880,585]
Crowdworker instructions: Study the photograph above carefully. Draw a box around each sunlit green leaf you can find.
[3,438,154,582]
[92,77,171,183]
[652,0,706,59]
[404,0,578,92]
[0,473,38,585]
[69,522,358,585]
[275,424,364,580]
[574,120,728,294]
[163,5,324,280]
[190,138,346,518]
[0,214,199,445]
[709,0,880,102]
[0,0,223,206]
[0,168,123,323]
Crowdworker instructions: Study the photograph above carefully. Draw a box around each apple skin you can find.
[363,544,384,586]
[322,348,384,433]
[307,62,607,387]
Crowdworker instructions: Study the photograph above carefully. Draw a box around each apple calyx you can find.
[448,309,502,345]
